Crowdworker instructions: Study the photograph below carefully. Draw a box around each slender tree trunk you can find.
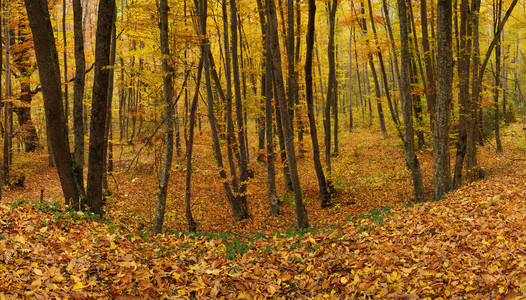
[398,0,425,202]
[368,0,400,133]
[306,0,331,207]
[433,0,453,199]
[86,0,116,215]
[325,0,337,166]
[63,0,69,123]
[230,0,250,215]
[493,0,503,153]
[348,26,353,131]
[152,0,176,234]
[453,0,471,188]
[73,0,85,187]
[421,0,437,131]
[266,0,308,229]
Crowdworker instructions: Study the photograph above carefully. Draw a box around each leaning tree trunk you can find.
[306,0,331,208]
[86,0,115,215]
[24,0,85,208]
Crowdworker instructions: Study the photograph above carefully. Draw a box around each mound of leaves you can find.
[1,171,526,299]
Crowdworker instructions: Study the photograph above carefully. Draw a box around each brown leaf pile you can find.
[1,168,526,298]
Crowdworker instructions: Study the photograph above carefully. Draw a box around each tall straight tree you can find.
[397,0,425,202]
[433,0,454,199]
[73,0,85,187]
[152,0,176,235]
[24,0,85,208]
[467,0,517,179]
[256,0,279,215]
[453,0,471,188]
[325,0,338,169]
[493,0,503,153]
[86,0,116,215]
[230,0,250,212]
[266,0,308,229]
[305,0,331,208]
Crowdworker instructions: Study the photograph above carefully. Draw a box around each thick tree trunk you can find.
[398,0,425,202]
[24,0,85,207]
[86,0,115,215]
[306,0,331,208]
[433,0,453,199]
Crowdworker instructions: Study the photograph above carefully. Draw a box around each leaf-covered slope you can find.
[1,171,526,299]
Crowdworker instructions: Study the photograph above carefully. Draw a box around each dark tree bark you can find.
[62,0,69,122]
[73,0,85,186]
[231,0,250,215]
[358,2,386,137]
[221,0,240,201]
[86,0,116,215]
[421,0,437,132]
[324,0,338,169]
[398,0,425,202]
[433,0,453,199]
[266,0,309,229]
[306,0,331,208]
[467,0,517,179]
[493,0,503,153]
[368,0,401,133]
[24,0,85,208]
[257,0,279,215]
[453,0,471,188]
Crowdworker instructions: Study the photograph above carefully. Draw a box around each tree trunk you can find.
[152,0,177,235]
[266,0,308,229]
[397,0,425,202]
[230,0,250,216]
[325,0,337,168]
[62,0,69,124]
[420,0,437,131]
[86,0,116,215]
[433,0,453,199]
[306,0,331,208]
[73,0,85,187]
[24,0,85,208]
[368,0,401,133]
[493,0,503,153]
[453,0,471,189]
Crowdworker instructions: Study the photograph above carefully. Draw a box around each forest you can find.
[1,0,526,298]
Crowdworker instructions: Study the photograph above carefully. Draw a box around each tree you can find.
[266,0,308,229]
[72,0,85,178]
[152,0,176,235]
[433,0,454,199]
[86,0,116,215]
[305,0,331,208]
[397,0,425,202]
[24,0,85,208]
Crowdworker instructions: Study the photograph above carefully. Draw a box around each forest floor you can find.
[1,122,526,298]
